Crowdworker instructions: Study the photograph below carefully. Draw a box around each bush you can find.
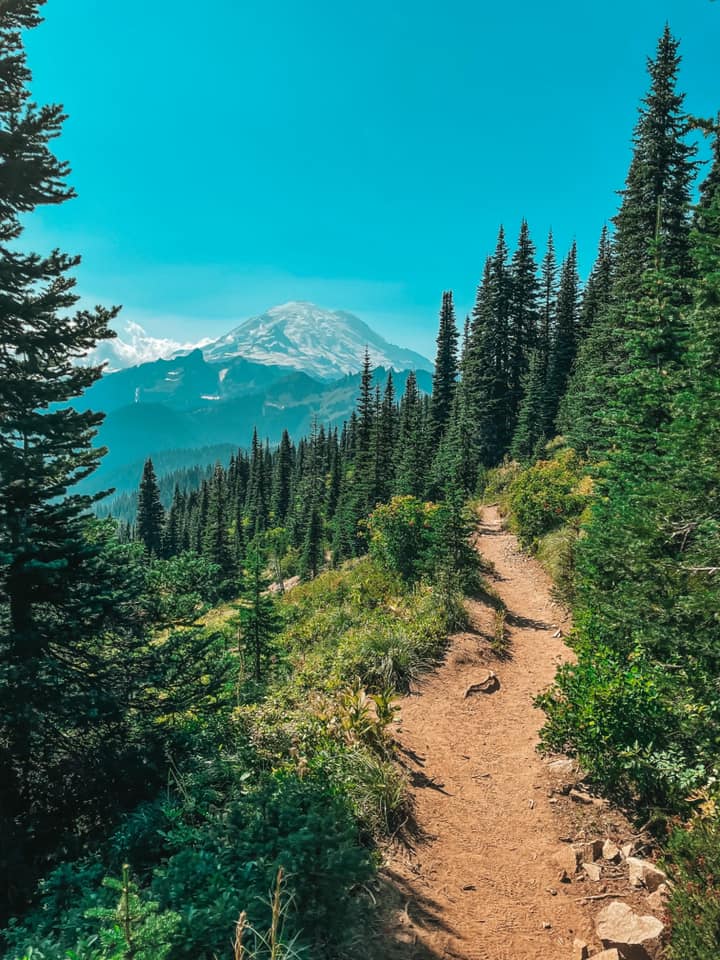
[151,773,372,959]
[536,642,706,809]
[505,450,588,548]
[366,496,439,583]
[666,816,720,959]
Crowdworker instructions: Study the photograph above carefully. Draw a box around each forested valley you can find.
[1,3,719,959]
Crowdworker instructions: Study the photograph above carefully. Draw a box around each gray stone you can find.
[645,883,670,915]
[602,839,622,862]
[627,857,667,893]
[596,900,665,960]
[573,938,589,960]
[583,861,602,882]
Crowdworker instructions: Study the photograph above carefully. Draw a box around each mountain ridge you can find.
[201,301,433,380]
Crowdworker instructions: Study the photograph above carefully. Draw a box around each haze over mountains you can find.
[82,302,433,504]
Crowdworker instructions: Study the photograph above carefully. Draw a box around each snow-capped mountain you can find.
[202,301,433,380]
[83,321,212,373]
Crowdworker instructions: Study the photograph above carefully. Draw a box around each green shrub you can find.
[151,772,372,959]
[506,450,588,548]
[480,461,521,505]
[535,524,578,602]
[366,496,438,583]
[666,816,720,959]
[536,642,706,808]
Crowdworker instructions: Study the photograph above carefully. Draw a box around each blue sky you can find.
[24,0,719,358]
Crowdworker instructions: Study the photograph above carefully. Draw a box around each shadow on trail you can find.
[505,611,553,631]
[376,865,459,960]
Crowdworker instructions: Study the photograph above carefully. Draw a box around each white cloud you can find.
[82,318,213,372]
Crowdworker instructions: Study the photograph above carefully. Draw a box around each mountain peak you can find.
[202,302,432,380]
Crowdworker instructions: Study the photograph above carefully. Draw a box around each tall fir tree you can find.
[271,429,293,522]
[461,245,508,471]
[394,370,427,497]
[245,428,268,530]
[234,536,281,683]
[562,28,697,456]
[136,459,165,556]
[613,25,696,298]
[510,349,548,462]
[544,241,580,432]
[577,225,614,337]
[538,230,558,371]
[202,463,233,574]
[507,220,540,435]
[430,290,459,442]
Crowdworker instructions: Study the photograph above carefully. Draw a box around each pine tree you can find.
[378,371,397,501]
[577,226,614,337]
[0,2,119,654]
[299,503,323,580]
[430,291,459,441]
[245,428,268,530]
[163,485,185,558]
[235,538,282,683]
[271,429,293,522]
[394,370,426,496]
[561,31,696,457]
[202,463,232,575]
[507,220,540,434]
[545,241,580,432]
[613,26,696,298]
[136,459,165,555]
[325,432,342,520]
[538,230,558,369]
[461,246,508,470]
[510,349,548,462]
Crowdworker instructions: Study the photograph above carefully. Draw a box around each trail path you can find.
[383,505,598,960]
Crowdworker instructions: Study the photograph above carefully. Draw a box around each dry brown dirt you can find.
[379,505,638,960]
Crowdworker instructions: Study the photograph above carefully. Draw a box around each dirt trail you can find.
[383,505,597,960]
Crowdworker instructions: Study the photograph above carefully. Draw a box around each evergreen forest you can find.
[1,3,720,958]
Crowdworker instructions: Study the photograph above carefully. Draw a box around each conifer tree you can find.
[202,463,232,575]
[136,459,165,555]
[538,230,558,369]
[325,433,342,520]
[561,29,696,456]
[577,226,614,337]
[461,248,508,469]
[271,429,293,522]
[299,503,323,580]
[0,1,119,653]
[394,370,426,496]
[163,485,185,558]
[235,537,281,683]
[378,371,397,500]
[507,220,540,434]
[545,242,580,432]
[245,428,268,530]
[510,349,548,462]
[613,26,696,298]
[430,291,459,441]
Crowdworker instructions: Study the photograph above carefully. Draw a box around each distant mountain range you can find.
[79,302,433,504]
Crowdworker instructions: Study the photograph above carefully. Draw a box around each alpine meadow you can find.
[1,2,720,959]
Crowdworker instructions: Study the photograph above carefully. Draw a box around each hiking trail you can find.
[382,505,631,960]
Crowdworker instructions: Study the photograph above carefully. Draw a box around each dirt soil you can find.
[380,505,647,960]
